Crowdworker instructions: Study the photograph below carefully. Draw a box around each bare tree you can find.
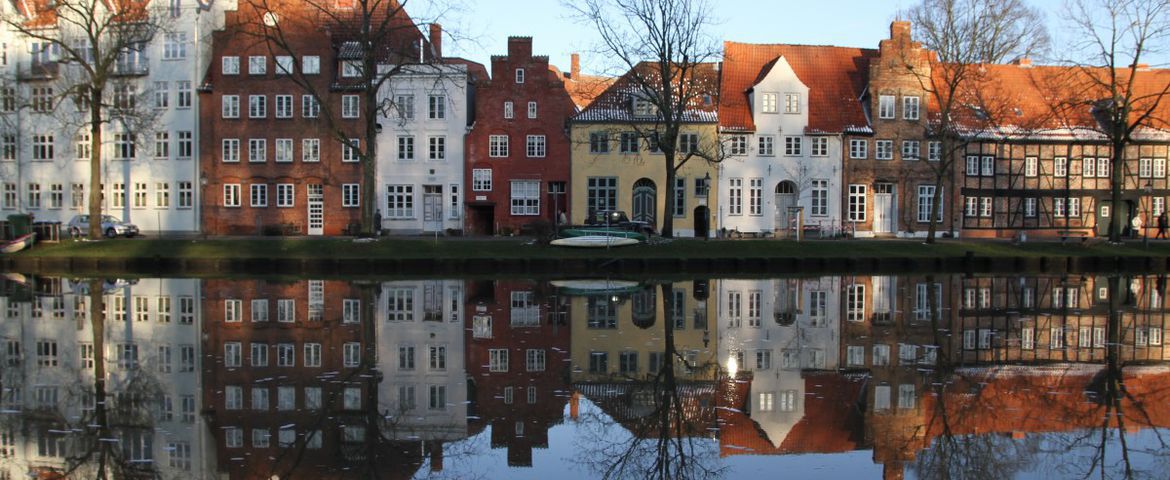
[1055,0,1170,243]
[2,0,167,238]
[244,0,458,236]
[904,0,1050,243]
[567,0,724,238]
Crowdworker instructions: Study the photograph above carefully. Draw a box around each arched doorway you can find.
[693,206,710,238]
[632,178,657,225]
[775,181,798,231]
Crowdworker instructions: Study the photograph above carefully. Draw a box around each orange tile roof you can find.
[565,73,616,111]
[718,373,865,457]
[720,41,878,133]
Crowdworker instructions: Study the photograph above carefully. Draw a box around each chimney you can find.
[429,441,444,471]
[1012,57,1032,67]
[1131,63,1150,71]
[571,53,580,79]
[507,36,533,59]
[890,21,912,40]
[429,23,442,58]
[570,391,580,421]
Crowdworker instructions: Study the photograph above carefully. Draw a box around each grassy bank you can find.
[13,237,1170,261]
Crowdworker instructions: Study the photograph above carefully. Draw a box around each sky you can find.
[424,0,1166,75]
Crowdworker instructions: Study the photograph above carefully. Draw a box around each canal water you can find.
[0,273,1167,479]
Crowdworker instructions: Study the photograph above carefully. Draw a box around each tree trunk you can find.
[1109,139,1126,243]
[925,168,945,244]
[661,155,676,238]
[362,92,378,237]
[89,279,111,478]
[88,87,104,239]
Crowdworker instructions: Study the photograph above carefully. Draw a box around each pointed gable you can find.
[720,41,877,134]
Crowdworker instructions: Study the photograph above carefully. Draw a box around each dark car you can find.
[584,210,657,236]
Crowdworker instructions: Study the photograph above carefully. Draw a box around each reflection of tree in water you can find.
[573,283,724,480]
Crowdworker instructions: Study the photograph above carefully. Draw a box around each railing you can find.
[112,63,150,76]
[16,61,58,81]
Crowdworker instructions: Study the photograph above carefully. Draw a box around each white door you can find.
[307,184,324,235]
[874,183,895,234]
[422,185,443,232]
[774,181,797,232]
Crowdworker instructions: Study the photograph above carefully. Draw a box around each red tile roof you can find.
[718,373,865,457]
[720,41,878,133]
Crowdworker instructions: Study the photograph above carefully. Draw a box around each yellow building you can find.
[569,63,721,238]
[568,281,718,383]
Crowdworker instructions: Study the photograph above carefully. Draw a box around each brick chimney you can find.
[429,441,443,471]
[890,21,912,41]
[1012,57,1032,67]
[508,36,533,59]
[571,53,580,79]
[429,23,442,58]
[570,391,580,420]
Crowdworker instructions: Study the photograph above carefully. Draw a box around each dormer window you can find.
[341,60,361,78]
[784,93,800,113]
[761,93,778,114]
[515,68,525,84]
[633,97,656,117]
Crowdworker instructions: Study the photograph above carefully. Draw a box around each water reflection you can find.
[0,274,1166,479]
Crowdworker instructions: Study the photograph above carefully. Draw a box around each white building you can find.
[716,277,841,446]
[376,61,475,235]
[0,277,212,479]
[718,43,873,237]
[376,280,468,440]
[0,1,231,235]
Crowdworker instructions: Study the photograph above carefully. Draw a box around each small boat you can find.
[559,228,648,242]
[550,279,643,295]
[1,232,35,253]
[551,235,640,248]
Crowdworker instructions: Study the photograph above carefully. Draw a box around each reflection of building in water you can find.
[716,277,841,447]
[377,279,467,470]
[200,279,424,478]
[465,280,571,467]
[0,277,210,479]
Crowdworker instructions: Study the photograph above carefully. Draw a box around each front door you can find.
[774,181,797,232]
[1096,201,1112,237]
[693,206,710,238]
[307,184,324,235]
[632,178,656,225]
[874,183,895,234]
[423,185,443,232]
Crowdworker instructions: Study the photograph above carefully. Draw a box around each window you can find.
[342,139,361,162]
[515,68,525,83]
[154,81,169,108]
[273,138,292,163]
[276,184,294,207]
[903,96,920,120]
[248,56,266,75]
[784,93,800,113]
[248,95,266,118]
[902,140,920,160]
[589,132,610,153]
[1,87,16,112]
[302,138,320,162]
[1054,157,1067,177]
[527,101,537,119]
[3,134,16,160]
[275,55,292,74]
[489,349,509,372]
[154,132,170,159]
[620,132,639,153]
[784,136,802,156]
[811,180,828,216]
[343,343,361,367]
[758,135,774,156]
[761,92,778,113]
[748,178,763,215]
[299,55,320,74]
[250,343,268,367]
[132,182,147,208]
[928,141,941,161]
[222,95,239,118]
[224,342,241,367]
[174,131,192,159]
[981,156,995,176]
[1023,197,1037,217]
[526,135,546,157]
[163,32,186,59]
[679,133,699,153]
[341,183,360,208]
[248,139,266,162]
[848,184,867,221]
[428,136,445,160]
[386,185,414,218]
[810,137,828,157]
[342,95,359,118]
[114,134,136,159]
[917,185,941,223]
[587,177,617,213]
[878,95,895,119]
[980,197,993,217]
[341,60,361,77]
[304,343,321,367]
[222,56,239,74]
[250,184,267,207]
[49,184,63,209]
[875,140,894,160]
[1024,156,1038,177]
[728,178,743,215]
[223,184,240,207]
[111,182,127,207]
[673,177,686,217]
[177,81,191,108]
[302,95,319,118]
[277,343,295,366]
[489,135,509,157]
[1097,158,1110,178]
[472,169,492,191]
[31,87,53,112]
[503,101,513,119]
[510,180,540,216]
[31,134,53,160]
[846,284,865,321]
[1155,158,1167,178]
[849,139,867,159]
[275,95,292,118]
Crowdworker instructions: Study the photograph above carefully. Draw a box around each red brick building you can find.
[464,37,577,235]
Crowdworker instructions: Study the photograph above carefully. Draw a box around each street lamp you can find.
[1145,182,1153,248]
[703,172,711,240]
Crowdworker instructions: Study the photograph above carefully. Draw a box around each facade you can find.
[0,278,210,479]
[718,43,873,237]
[464,37,576,235]
[376,57,483,235]
[844,22,955,238]
[569,63,721,238]
[0,0,227,234]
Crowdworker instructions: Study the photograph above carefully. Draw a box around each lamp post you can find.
[703,172,711,240]
[1145,182,1153,249]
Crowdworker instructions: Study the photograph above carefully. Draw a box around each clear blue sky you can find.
[429,0,1166,74]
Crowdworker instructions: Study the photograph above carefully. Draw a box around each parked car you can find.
[66,215,139,238]
[583,210,657,236]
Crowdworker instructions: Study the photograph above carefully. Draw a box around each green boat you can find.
[559,228,647,242]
